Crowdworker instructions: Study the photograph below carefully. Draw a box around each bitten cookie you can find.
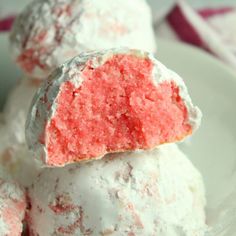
[26,49,201,166]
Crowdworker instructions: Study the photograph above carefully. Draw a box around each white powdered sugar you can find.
[0,143,41,187]
[0,179,24,201]
[2,78,39,145]
[0,217,8,236]
[0,178,26,236]
[0,78,41,187]
[10,0,156,79]
[28,144,207,236]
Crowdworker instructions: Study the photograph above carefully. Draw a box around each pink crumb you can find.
[17,47,48,74]
[45,54,191,166]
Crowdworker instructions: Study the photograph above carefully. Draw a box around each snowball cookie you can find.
[26,48,201,167]
[0,79,41,187]
[2,78,39,146]
[0,143,40,188]
[10,0,156,79]
[0,178,26,236]
[27,144,207,236]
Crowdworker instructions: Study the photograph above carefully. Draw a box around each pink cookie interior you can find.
[46,54,191,165]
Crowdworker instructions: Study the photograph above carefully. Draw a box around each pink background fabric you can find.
[155,1,236,69]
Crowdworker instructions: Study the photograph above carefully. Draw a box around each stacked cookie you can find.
[0,0,207,235]
[0,0,156,187]
[28,145,206,235]
[24,49,206,235]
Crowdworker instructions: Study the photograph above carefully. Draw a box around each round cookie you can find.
[3,79,39,146]
[27,144,206,236]
[26,49,201,166]
[0,79,40,187]
[10,0,156,79]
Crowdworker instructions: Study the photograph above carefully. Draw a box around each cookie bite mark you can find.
[26,49,201,166]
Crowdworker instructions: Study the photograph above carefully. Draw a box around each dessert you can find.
[2,79,39,146]
[27,144,206,236]
[26,49,201,166]
[0,79,40,187]
[2,2,207,235]
[0,143,40,187]
[0,178,26,236]
[10,0,156,79]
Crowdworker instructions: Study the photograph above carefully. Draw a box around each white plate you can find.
[1,34,236,234]
[158,39,236,234]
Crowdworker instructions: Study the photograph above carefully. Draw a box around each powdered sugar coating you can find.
[0,79,40,187]
[0,143,41,188]
[25,48,202,166]
[0,178,26,236]
[28,144,207,236]
[3,78,39,146]
[10,0,156,79]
